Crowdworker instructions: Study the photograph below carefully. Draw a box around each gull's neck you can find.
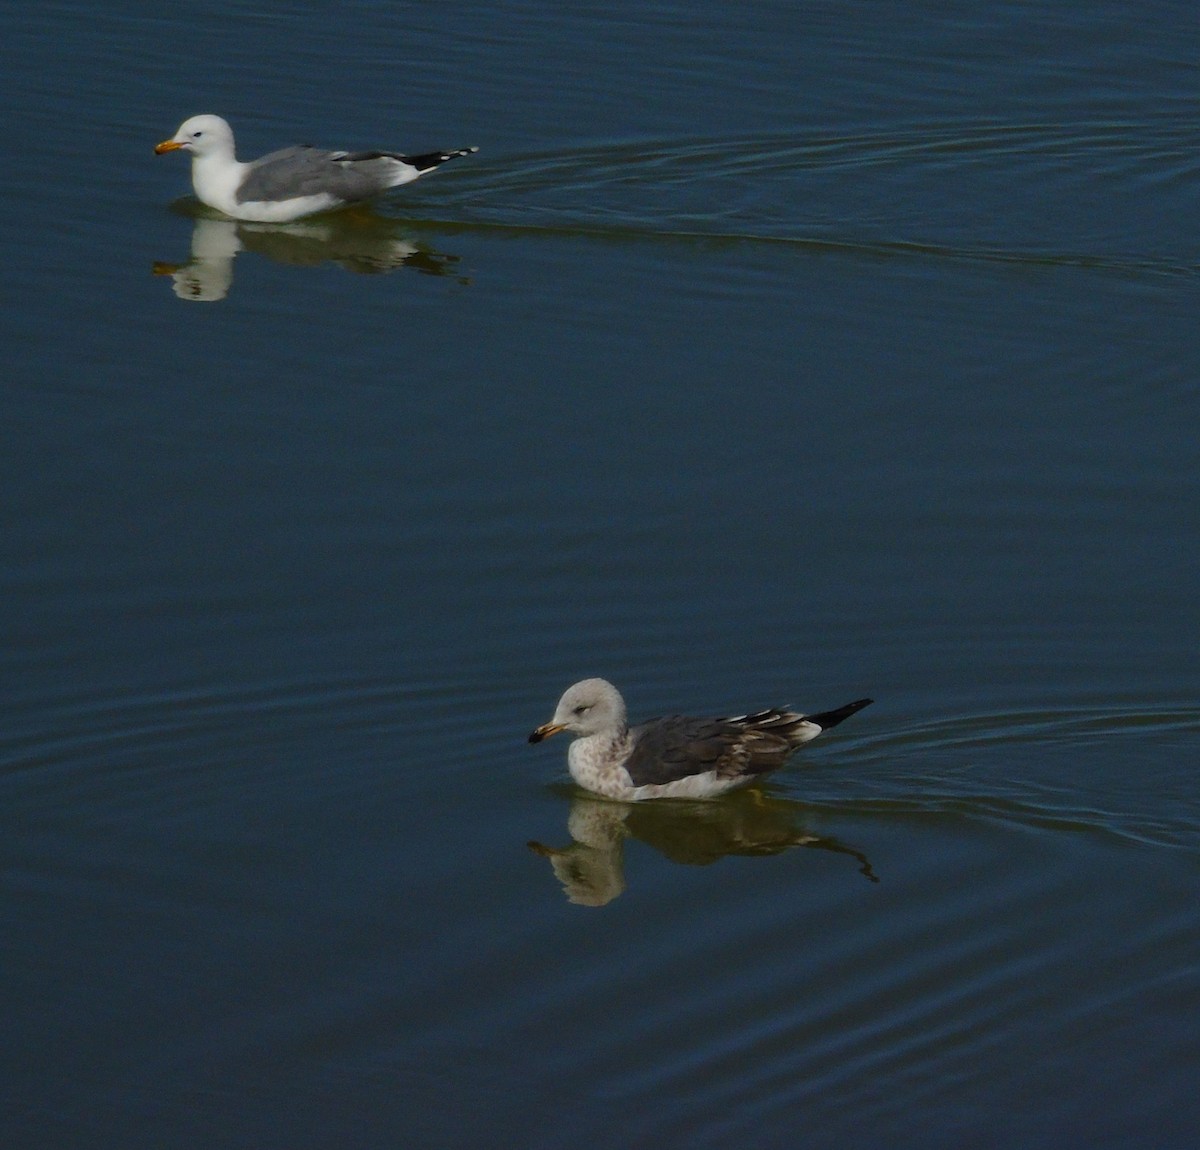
[190,148,247,216]
[567,727,633,798]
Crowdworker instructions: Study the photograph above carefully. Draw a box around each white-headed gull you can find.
[529,678,873,800]
[155,114,477,223]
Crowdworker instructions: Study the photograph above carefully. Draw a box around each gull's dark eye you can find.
[192,130,204,138]
[573,704,589,715]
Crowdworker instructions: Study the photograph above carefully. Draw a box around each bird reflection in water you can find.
[529,789,878,906]
[152,205,466,301]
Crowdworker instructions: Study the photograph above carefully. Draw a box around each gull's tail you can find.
[803,698,874,732]
[729,696,873,750]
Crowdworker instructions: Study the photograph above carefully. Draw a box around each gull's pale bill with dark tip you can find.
[155,114,478,223]
[529,678,873,800]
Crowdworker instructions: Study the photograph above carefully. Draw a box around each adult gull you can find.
[155,114,478,223]
[529,678,873,800]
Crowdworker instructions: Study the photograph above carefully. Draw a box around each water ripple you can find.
[409,116,1200,279]
[797,701,1200,850]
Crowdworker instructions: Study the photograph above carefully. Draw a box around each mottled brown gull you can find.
[155,114,477,223]
[529,678,873,801]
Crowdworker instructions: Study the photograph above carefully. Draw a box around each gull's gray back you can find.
[236,146,405,204]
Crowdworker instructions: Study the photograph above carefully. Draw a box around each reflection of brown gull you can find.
[529,800,630,907]
[153,209,465,301]
[529,791,878,906]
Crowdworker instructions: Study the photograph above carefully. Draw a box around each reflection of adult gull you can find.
[530,678,872,801]
[155,114,477,222]
[153,217,241,301]
[153,212,464,301]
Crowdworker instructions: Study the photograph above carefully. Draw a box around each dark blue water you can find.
[3,3,1198,1147]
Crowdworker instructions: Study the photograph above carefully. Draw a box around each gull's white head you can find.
[155,114,236,160]
[529,678,628,743]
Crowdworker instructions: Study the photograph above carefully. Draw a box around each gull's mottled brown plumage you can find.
[529,678,872,801]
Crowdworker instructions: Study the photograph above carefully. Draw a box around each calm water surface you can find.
[2,3,1198,1147]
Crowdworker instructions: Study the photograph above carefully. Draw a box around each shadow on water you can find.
[152,201,469,301]
[529,788,879,906]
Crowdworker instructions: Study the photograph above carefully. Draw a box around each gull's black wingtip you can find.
[805,697,874,730]
[404,146,480,172]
